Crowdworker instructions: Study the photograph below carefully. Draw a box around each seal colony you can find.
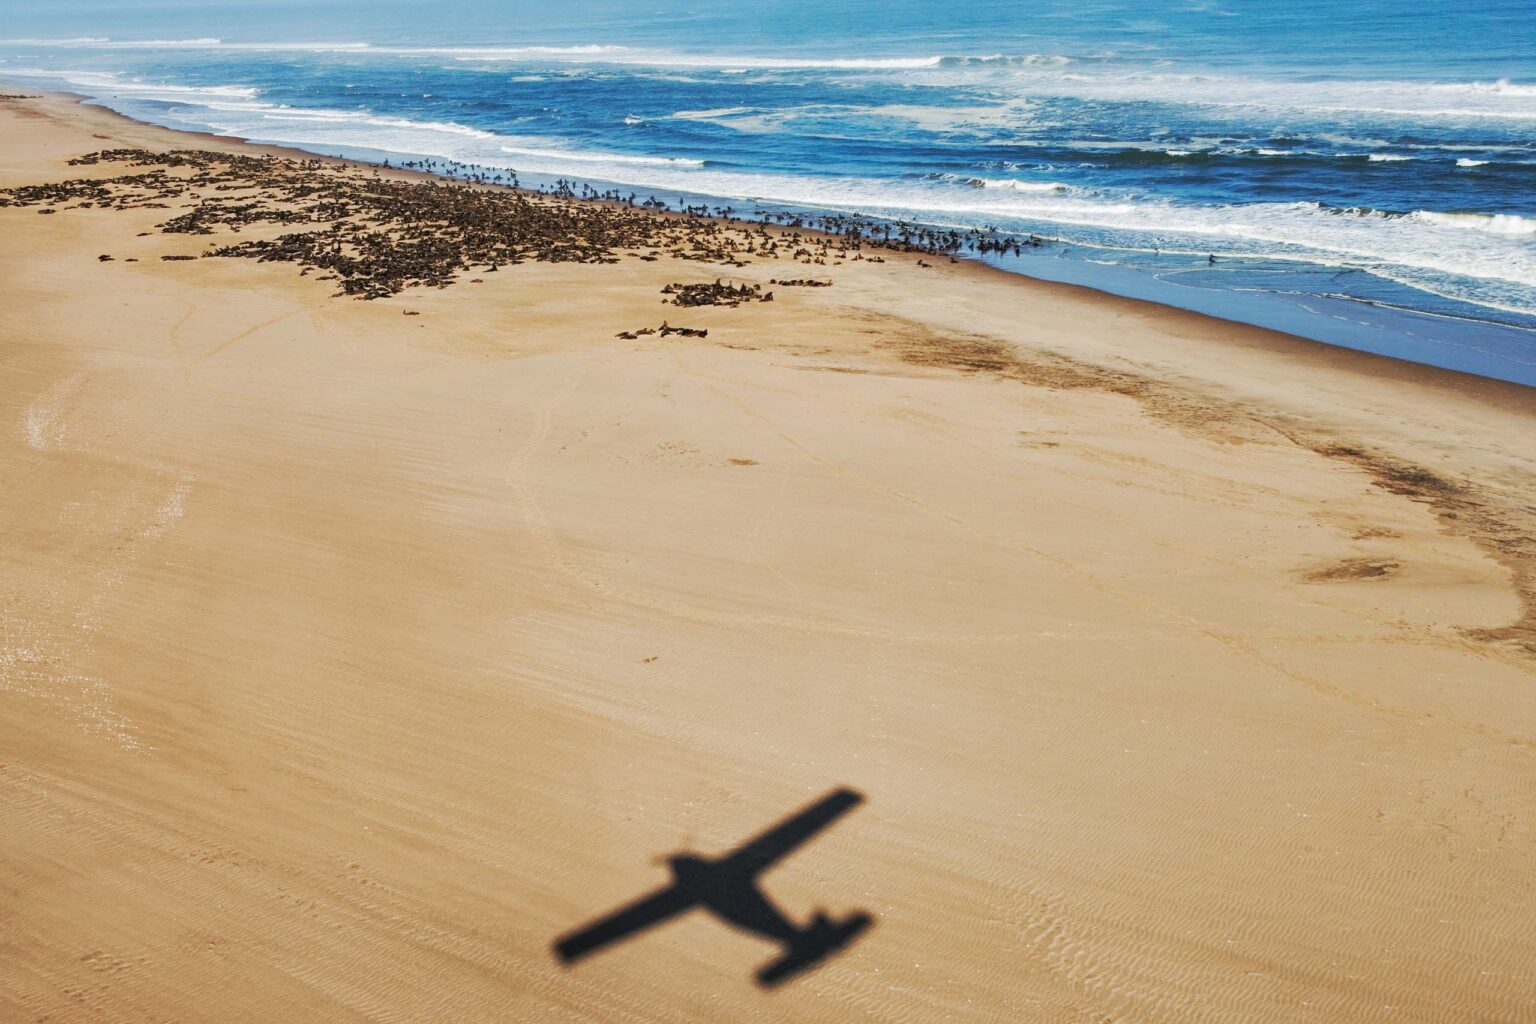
[0,147,983,302]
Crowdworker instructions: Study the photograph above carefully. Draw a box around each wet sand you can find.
[2,91,1534,1023]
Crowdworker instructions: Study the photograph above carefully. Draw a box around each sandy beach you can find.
[2,91,1534,1023]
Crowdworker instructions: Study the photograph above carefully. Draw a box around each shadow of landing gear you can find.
[552,787,874,988]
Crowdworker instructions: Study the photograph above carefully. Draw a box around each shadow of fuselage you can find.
[662,851,873,986]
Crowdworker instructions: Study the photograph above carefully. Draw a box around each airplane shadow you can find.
[552,787,874,988]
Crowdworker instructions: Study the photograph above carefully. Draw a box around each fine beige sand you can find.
[2,92,1534,1023]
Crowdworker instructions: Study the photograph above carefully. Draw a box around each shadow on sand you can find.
[552,787,873,988]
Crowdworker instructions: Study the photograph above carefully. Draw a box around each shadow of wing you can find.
[721,788,863,875]
[553,885,696,964]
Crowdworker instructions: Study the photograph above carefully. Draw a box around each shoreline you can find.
[15,77,1536,388]
[12,90,1533,426]
[3,86,1534,1023]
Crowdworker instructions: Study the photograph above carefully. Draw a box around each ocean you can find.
[4,0,1535,384]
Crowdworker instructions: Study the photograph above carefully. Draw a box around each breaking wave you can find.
[964,176,1071,192]
[1409,210,1536,237]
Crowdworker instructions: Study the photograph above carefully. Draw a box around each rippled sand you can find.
[2,92,1534,1023]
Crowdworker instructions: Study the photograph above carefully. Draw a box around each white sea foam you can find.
[3,68,261,100]
[1366,153,1413,162]
[863,100,1038,131]
[670,99,1042,137]
[455,49,947,69]
[671,106,756,120]
[54,77,702,174]
[357,116,493,138]
[498,144,703,167]
[1410,210,1536,237]
[935,53,1073,67]
[666,105,794,135]
[0,39,1051,70]
[967,177,1069,192]
[243,105,496,139]
[1456,158,1490,167]
[0,36,111,45]
[418,45,623,56]
[1440,78,1536,97]
[0,36,225,47]
[913,64,1536,122]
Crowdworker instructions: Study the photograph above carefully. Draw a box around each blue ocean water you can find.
[4,1,1536,383]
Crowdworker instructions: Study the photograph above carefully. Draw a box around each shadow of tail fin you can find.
[754,912,873,988]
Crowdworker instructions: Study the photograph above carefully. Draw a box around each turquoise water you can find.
[5,1,1535,383]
